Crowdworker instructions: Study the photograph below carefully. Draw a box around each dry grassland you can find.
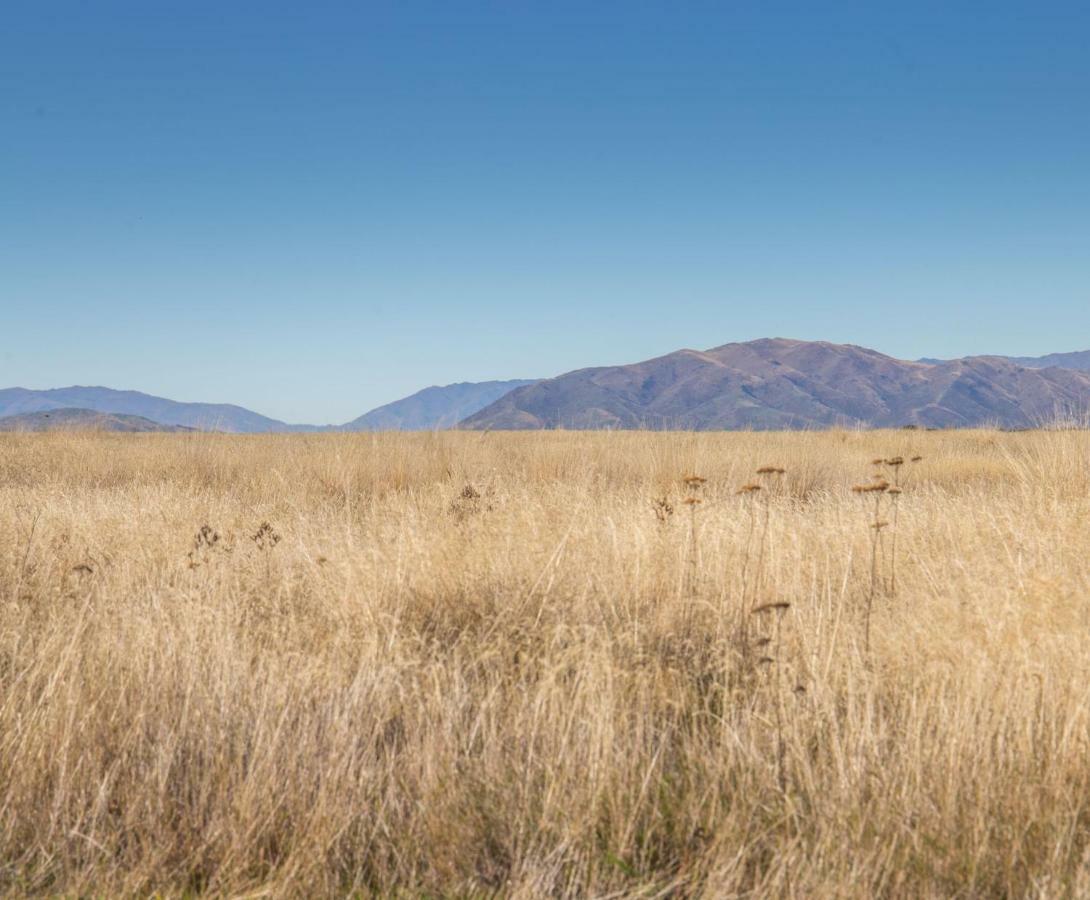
[1,429,1089,897]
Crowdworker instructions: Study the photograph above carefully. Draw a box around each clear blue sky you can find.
[3,1,1088,424]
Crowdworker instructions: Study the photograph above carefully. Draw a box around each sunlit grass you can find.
[1,428,1088,896]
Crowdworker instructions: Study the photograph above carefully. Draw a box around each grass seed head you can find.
[853,481,889,493]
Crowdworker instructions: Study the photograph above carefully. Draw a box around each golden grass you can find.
[2,428,1090,896]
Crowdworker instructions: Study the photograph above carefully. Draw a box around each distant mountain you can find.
[920,350,1090,372]
[460,338,1090,431]
[10,343,1090,434]
[0,408,195,433]
[343,380,538,431]
[0,386,312,433]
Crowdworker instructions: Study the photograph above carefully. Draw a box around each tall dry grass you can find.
[1,429,1089,896]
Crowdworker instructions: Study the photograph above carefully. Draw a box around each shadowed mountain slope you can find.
[460,339,1090,430]
[343,380,538,430]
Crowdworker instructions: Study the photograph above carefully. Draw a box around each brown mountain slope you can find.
[459,339,1090,430]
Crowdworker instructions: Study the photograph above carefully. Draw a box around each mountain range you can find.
[3,342,1089,433]
[462,339,1090,430]
[0,380,540,433]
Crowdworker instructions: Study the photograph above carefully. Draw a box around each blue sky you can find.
[3,1,1088,423]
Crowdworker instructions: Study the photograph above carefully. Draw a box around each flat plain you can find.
[1,429,1089,897]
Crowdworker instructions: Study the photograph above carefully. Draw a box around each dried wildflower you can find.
[651,496,674,522]
[187,524,224,569]
[194,524,219,551]
[251,522,280,551]
[737,483,762,494]
[450,483,490,520]
[681,475,705,604]
[756,466,786,475]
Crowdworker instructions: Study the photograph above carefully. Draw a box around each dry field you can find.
[1,429,1090,897]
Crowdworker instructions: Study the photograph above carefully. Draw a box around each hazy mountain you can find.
[920,350,1090,371]
[343,380,538,431]
[460,338,1090,431]
[0,408,195,433]
[0,386,311,433]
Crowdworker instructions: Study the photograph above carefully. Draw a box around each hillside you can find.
[0,408,195,432]
[343,379,538,430]
[0,387,306,433]
[985,350,1090,371]
[920,350,1090,371]
[461,338,1090,430]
